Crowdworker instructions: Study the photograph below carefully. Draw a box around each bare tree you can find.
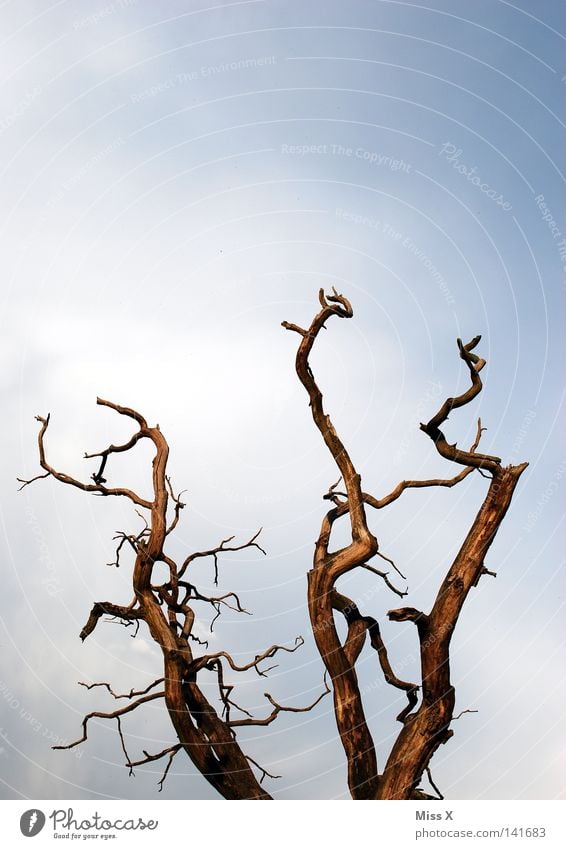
[18,401,327,800]
[20,289,527,799]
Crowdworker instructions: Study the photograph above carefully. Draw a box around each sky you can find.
[0,0,564,802]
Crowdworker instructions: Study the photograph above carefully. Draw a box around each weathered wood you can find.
[284,291,527,799]
[22,291,528,801]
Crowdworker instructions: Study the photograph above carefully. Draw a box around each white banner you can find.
[1,800,565,848]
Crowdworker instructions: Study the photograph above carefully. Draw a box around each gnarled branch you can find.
[53,691,165,751]
[194,636,305,677]
[230,677,330,728]
[79,601,142,642]
[128,744,183,791]
[420,339,501,472]
[78,678,164,700]
[332,591,418,723]
[284,289,380,798]
[378,337,528,798]
[18,412,153,509]
[179,529,266,584]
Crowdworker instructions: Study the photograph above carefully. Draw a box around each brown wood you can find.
[20,289,528,800]
[283,290,528,799]
[20,401,289,798]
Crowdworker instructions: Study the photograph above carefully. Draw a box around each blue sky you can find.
[0,0,564,801]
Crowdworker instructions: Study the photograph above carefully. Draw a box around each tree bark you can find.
[21,292,528,801]
[379,463,527,798]
[284,290,528,800]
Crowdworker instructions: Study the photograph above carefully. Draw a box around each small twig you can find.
[116,715,134,775]
[425,766,444,800]
[78,678,164,700]
[128,744,183,792]
[209,659,254,724]
[230,676,331,728]
[472,564,497,587]
[360,563,407,598]
[157,746,181,791]
[220,683,254,721]
[246,755,281,783]
[84,430,145,486]
[179,529,266,584]
[322,477,347,506]
[453,708,479,721]
[281,321,307,337]
[165,475,186,536]
[52,691,165,750]
[16,471,50,490]
[178,583,251,620]
[107,531,148,568]
[196,636,305,678]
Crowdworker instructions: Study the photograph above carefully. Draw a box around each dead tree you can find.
[283,289,528,799]
[18,401,327,800]
[20,289,527,799]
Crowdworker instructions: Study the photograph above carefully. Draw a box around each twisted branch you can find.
[78,678,164,700]
[128,744,183,791]
[52,691,165,750]
[420,338,501,472]
[17,411,152,509]
[194,636,305,677]
[230,677,331,727]
[332,591,419,722]
[179,529,266,584]
[378,338,528,798]
[19,398,283,799]
[79,601,142,642]
[284,288,380,798]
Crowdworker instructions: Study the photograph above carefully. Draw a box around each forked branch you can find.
[53,691,165,750]
[285,292,528,801]
[22,294,529,802]
[194,636,305,677]
[20,398,315,800]
[230,677,331,728]
[284,289,381,799]
[18,411,152,509]
[420,338,501,472]
[378,337,528,798]
[179,529,266,584]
